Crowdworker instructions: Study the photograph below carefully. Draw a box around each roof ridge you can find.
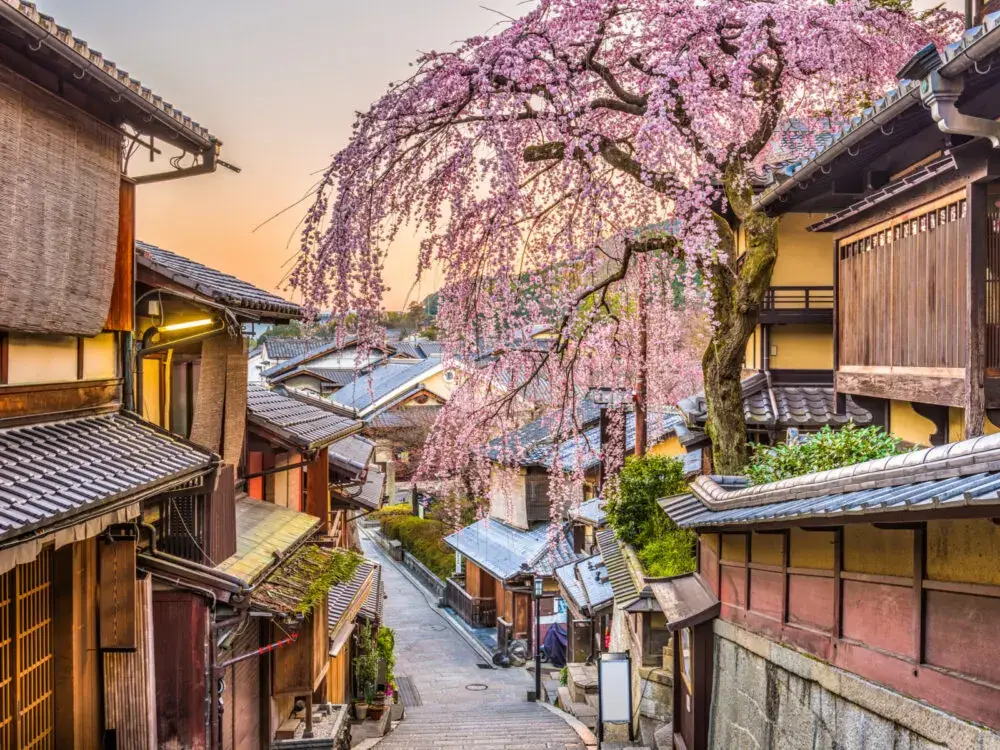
[691,432,1000,510]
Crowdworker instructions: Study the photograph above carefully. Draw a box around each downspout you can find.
[922,69,1000,147]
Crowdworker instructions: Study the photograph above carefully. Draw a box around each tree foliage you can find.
[745,423,906,485]
[605,454,695,575]
[295,0,955,491]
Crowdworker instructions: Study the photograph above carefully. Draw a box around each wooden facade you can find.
[697,519,1000,731]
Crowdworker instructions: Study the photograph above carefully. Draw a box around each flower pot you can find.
[354,703,369,721]
[369,703,387,720]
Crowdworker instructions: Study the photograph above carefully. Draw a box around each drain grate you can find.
[476,662,492,670]
[465,683,489,691]
[396,675,422,707]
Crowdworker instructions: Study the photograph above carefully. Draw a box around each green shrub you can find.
[638,529,698,578]
[374,503,413,518]
[379,513,455,579]
[377,626,396,689]
[746,423,905,485]
[605,455,687,548]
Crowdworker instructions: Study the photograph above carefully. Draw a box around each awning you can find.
[251,543,361,619]
[647,574,720,631]
[214,497,320,585]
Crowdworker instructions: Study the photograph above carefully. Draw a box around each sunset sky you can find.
[43,0,962,311]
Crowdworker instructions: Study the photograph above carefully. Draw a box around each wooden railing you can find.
[445,577,497,629]
[759,286,834,324]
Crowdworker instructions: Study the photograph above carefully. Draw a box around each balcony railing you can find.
[445,576,497,629]
[759,286,834,324]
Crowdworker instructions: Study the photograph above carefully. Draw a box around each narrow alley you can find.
[360,534,591,750]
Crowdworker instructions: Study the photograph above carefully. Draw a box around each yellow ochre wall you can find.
[422,369,457,401]
[769,326,833,370]
[6,332,118,386]
[888,401,936,446]
[736,213,833,286]
[648,434,686,458]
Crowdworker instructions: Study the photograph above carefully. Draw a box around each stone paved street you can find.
[362,534,589,749]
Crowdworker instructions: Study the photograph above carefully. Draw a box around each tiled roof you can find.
[136,241,301,319]
[532,411,683,472]
[391,341,424,359]
[755,13,1000,210]
[328,434,375,474]
[262,338,330,361]
[0,411,214,543]
[594,529,638,606]
[330,357,444,415]
[262,337,374,379]
[444,519,580,580]
[327,559,377,629]
[247,384,361,450]
[647,574,719,629]
[555,554,613,615]
[679,374,871,430]
[215,496,319,584]
[274,367,358,388]
[366,405,442,431]
[0,1,215,150]
[660,432,1000,530]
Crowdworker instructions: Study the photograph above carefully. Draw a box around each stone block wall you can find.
[711,620,1000,750]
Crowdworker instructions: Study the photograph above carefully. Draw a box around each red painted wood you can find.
[924,590,1000,686]
[152,591,208,750]
[787,574,835,633]
[699,543,719,597]
[836,641,1000,732]
[749,569,783,621]
[248,452,263,500]
[720,564,746,609]
[842,580,913,658]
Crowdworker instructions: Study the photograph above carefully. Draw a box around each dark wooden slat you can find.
[913,524,925,664]
[967,182,988,437]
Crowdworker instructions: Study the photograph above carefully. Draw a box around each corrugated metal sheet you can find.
[595,529,638,606]
[0,411,214,543]
[103,575,156,750]
[444,519,579,580]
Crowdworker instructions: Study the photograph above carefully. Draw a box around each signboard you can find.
[598,651,633,741]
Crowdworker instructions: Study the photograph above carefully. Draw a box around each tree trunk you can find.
[702,179,778,475]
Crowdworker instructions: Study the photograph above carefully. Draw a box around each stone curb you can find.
[539,701,599,750]
[360,526,498,669]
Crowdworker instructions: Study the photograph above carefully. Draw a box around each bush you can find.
[638,529,698,577]
[378,513,455,579]
[746,423,905,485]
[374,503,413,518]
[605,454,687,548]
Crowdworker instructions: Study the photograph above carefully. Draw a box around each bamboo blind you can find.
[0,67,121,337]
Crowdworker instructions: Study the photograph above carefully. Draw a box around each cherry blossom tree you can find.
[294,0,956,475]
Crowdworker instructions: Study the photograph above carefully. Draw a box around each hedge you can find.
[376,511,455,580]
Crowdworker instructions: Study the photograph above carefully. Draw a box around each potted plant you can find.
[353,623,380,721]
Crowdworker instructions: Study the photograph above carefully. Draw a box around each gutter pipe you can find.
[921,69,1000,147]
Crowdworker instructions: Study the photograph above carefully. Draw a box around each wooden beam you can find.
[835,370,965,408]
[0,333,7,385]
[0,378,120,423]
[780,530,789,626]
[965,181,987,437]
[832,528,843,641]
[913,523,925,664]
[76,337,84,381]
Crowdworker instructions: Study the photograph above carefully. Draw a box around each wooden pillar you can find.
[306,448,331,532]
[912,523,926,664]
[966,182,987,438]
[832,527,843,641]
[53,539,101,750]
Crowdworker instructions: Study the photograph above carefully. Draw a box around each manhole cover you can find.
[423,624,446,631]
[465,683,489,691]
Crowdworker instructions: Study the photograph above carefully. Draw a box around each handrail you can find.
[445,576,497,628]
[760,285,834,310]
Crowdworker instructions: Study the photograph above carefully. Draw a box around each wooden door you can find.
[0,550,55,750]
[675,628,695,749]
[221,623,261,750]
[673,623,713,750]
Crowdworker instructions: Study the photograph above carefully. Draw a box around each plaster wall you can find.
[768,325,833,370]
[422,368,456,401]
[488,467,528,529]
[81,333,117,380]
[710,620,1000,750]
[648,434,685,457]
[7,333,78,384]
[889,400,938,446]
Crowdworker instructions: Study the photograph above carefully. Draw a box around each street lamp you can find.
[533,575,544,703]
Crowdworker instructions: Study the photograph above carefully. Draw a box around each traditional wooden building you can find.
[554,552,614,663]
[0,3,231,746]
[754,12,1000,447]
[660,433,1000,749]
[325,560,384,705]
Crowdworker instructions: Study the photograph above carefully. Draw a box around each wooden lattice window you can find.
[525,474,550,523]
[0,549,54,749]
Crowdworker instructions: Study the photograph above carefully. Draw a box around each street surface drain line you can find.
[465,683,488,691]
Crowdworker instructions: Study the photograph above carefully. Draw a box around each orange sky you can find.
[42,0,962,311]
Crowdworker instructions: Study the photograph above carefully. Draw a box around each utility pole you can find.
[635,255,648,458]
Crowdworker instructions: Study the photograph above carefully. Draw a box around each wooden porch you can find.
[445,576,497,629]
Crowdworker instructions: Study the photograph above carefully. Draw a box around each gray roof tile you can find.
[0,412,214,542]
[247,384,361,449]
[555,553,613,614]
[330,357,443,414]
[328,560,378,629]
[328,434,375,474]
[444,519,580,580]
[595,528,638,606]
[136,241,301,318]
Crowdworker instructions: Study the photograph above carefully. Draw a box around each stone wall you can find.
[711,620,1000,750]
